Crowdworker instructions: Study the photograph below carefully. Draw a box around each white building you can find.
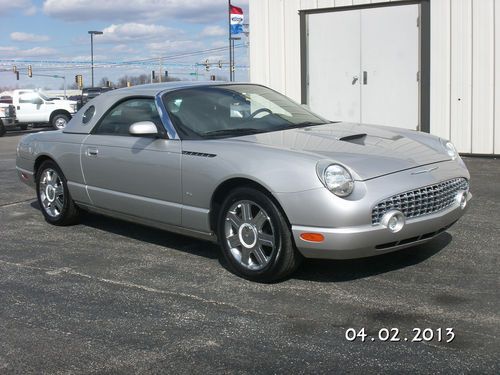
[249,0,500,155]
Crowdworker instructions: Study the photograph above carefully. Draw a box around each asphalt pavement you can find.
[0,130,499,374]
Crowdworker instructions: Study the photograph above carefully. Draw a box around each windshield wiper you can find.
[203,128,264,137]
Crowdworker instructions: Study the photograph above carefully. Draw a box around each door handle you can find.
[86,147,98,157]
[363,71,368,85]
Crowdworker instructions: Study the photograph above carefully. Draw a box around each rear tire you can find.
[51,113,70,130]
[19,123,28,130]
[36,160,80,226]
[217,187,302,282]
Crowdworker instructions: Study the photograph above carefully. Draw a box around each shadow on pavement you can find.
[30,200,451,282]
[293,232,451,282]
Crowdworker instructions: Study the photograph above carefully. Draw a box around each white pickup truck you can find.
[12,89,77,130]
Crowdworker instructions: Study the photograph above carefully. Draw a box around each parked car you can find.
[12,89,77,130]
[77,87,114,110]
[16,82,471,281]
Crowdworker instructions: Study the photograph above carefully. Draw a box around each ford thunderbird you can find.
[16,82,471,281]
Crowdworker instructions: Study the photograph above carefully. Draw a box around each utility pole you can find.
[88,30,103,87]
[158,58,163,83]
[228,0,233,82]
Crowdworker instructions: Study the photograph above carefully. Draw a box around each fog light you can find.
[381,210,405,233]
[456,190,467,210]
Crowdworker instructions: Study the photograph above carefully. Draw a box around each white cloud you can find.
[0,0,36,16]
[0,46,57,57]
[24,5,37,16]
[147,40,203,53]
[99,23,176,43]
[43,0,248,23]
[202,25,226,37]
[211,40,227,48]
[10,32,50,42]
[112,44,138,54]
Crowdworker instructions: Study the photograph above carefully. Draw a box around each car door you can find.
[81,97,182,226]
[16,92,40,123]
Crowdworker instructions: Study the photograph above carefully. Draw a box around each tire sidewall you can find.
[36,161,72,225]
[217,187,290,281]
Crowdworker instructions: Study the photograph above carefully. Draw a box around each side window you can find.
[94,98,162,136]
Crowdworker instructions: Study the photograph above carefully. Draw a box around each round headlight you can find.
[443,140,458,160]
[323,164,354,197]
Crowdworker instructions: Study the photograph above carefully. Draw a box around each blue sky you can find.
[0,0,249,89]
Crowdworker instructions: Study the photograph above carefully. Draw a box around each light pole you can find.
[88,30,103,87]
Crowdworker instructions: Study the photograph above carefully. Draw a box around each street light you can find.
[88,30,103,87]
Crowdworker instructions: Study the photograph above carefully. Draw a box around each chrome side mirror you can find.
[129,121,158,136]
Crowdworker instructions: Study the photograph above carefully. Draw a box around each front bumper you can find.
[292,192,471,259]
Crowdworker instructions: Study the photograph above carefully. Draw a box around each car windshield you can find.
[162,84,331,139]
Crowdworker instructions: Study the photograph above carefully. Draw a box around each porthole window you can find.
[82,105,95,124]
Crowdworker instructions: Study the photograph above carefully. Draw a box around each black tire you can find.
[217,187,302,282]
[0,121,5,137]
[36,160,80,226]
[51,113,70,130]
[19,123,28,130]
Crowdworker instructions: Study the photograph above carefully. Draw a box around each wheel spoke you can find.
[55,185,64,196]
[251,210,268,229]
[54,197,63,211]
[252,247,268,265]
[240,202,252,221]
[240,248,251,265]
[258,232,275,248]
[226,211,243,229]
[227,234,241,249]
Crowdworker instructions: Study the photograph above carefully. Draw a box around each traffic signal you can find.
[210,75,216,81]
[16,71,19,80]
[205,59,210,71]
[28,65,32,78]
[75,74,83,88]
[218,60,222,69]
[165,71,168,77]
[106,80,111,88]
[151,70,155,80]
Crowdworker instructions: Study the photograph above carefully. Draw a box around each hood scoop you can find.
[339,133,367,145]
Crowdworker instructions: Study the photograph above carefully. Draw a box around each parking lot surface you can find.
[0,131,499,374]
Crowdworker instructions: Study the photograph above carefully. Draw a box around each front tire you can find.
[36,160,79,225]
[217,187,302,282]
[0,121,5,137]
[51,113,70,130]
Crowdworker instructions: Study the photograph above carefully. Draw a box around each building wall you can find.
[249,0,500,154]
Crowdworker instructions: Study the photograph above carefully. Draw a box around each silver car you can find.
[16,82,471,281]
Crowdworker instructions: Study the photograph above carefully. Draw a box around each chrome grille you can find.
[372,178,469,225]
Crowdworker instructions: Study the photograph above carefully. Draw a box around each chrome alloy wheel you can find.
[54,117,67,129]
[224,200,276,271]
[39,168,64,217]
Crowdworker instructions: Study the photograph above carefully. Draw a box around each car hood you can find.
[233,122,450,180]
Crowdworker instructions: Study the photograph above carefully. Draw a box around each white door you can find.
[306,4,420,130]
[360,5,419,129]
[307,11,361,123]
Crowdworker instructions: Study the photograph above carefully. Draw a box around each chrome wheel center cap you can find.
[238,223,257,249]
[46,185,56,202]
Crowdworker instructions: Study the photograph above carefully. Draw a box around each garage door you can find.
[306,4,420,130]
